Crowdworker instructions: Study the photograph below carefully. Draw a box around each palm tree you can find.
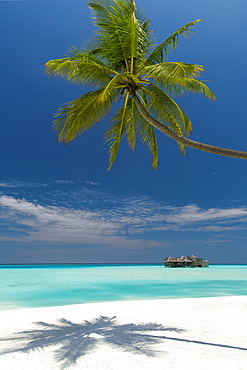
[45,0,247,170]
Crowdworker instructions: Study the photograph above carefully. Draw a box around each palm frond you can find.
[144,84,192,135]
[173,78,217,100]
[143,62,204,79]
[125,98,137,151]
[105,90,158,169]
[97,73,132,103]
[45,47,117,86]
[53,88,115,143]
[145,19,201,65]
[172,123,186,154]
[144,64,216,100]
[138,121,158,169]
[136,91,158,169]
[159,77,216,100]
[104,93,130,170]
[88,0,152,71]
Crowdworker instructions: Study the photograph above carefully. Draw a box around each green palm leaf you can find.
[54,88,115,143]
[105,93,158,169]
[143,62,216,100]
[104,93,130,170]
[173,78,216,100]
[145,84,192,136]
[143,62,204,79]
[135,91,158,169]
[145,19,201,65]
[45,47,117,86]
[88,0,151,71]
[125,99,137,151]
[96,72,140,104]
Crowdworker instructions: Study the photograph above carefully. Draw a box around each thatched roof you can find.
[162,256,177,262]
[177,255,191,263]
[188,255,197,262]
[163,255,192,263]
[163,254,209,267]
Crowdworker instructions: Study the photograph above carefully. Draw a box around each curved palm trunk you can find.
[133,95,247,160]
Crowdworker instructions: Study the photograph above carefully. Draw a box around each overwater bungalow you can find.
[163,255,209,268]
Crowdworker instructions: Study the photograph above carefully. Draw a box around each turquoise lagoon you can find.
[0,264,246,310]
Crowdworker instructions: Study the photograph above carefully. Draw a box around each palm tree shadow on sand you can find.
[0,316,183,368]
[1,316,246,369]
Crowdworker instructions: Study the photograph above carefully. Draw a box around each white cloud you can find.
[85,181,100,186]
[114,200,247,233]
[1,183,247,247]
[0,195,162,248]
[161,204,247,224]
[0,180,48,189]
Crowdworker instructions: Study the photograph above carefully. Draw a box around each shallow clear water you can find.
[0,264,246,310]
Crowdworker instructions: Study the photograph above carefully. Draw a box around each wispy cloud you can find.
[0,194,161,248]
[161,204,247,224]
[0,180,48,189]
[0,180,247,247]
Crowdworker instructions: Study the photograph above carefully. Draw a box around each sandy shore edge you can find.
[0,296,247,369]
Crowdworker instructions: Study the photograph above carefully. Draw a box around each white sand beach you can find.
[0,296,246,370]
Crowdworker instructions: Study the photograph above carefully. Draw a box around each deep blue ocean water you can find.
[0,264,246,310]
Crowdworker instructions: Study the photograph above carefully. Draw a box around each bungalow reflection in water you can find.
[163,255,209,268]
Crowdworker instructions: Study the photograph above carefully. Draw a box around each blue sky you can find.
[1,0,247,264]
